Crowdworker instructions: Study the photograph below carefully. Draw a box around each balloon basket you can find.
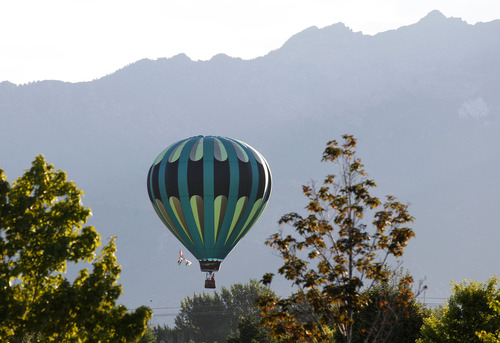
[205,278,216,289]
[200,261,220,289]
[205,271,216,289]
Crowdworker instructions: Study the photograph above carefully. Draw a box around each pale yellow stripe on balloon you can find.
[231,141,249,162]
[194,138,204,161]
[214,137,228,161]
[214,195,227,243]
[232,199,262,242]
[224,197,248,244]
[154,149,169,165]
[155,199,192,245]
[169,196,192,242]
[190,195,204,244]
[169,140,188,162]
[189,137,204,161]
[251,200,269,230]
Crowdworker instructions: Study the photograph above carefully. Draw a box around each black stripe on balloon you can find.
[187,158,204,197]
[213,158,230,197]
[255,161,265,199]
[237,159,252,198]
[147,165,155,202]
[149,163,162,200]
[263,162,272,202]
[165,160,180,198]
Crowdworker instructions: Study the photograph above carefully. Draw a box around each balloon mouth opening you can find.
[199,260,222,272]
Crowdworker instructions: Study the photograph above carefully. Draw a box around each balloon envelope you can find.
[147,136,272,267]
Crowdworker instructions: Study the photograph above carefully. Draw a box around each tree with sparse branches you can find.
[0,155,151,342]
[257,135,419,343]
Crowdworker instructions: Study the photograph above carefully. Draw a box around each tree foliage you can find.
[171,279,273,343]
[418,277,500,343]
[138,325,158,343]
[347,270,427,343]
[256,135,417,343]
[226,315,277,343]
[476,299,500,342]
[0,155,151,342]
[150,324,178,343]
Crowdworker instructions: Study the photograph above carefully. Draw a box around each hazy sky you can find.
[1,0,499,84]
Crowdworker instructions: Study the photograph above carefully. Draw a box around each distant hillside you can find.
[1,11,499,320]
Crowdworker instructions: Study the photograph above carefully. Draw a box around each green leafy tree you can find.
[476,300,500,342]
[151,324,180,343]
[257,135,417,343]
[138,325,158,343]
[418,277,500,343]
[175,290,228,343]
[0,155,152,342]
[227,315,277,343]
[172,279,273,343]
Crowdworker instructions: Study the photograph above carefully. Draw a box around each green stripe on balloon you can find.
[190,195,204,244]
[155,143,196,248]
[240,199,269,242]
[213,195,227,242]
[231,140,249,162]
[213,138,240,252]
[190,137,204,161]
[155,199,190,246]
[214,137,228,161]
[153,148,169,165]
[168,196,195,245]
[223,139,259,248]
[232,198,263,243]
[225,196,248,245]
[169,139,189,163]
[203,137,215,248]
[177,138,205,258]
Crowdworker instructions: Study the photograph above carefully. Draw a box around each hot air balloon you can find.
[147,136,272,288]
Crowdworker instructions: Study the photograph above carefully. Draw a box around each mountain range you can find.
[1,10,499,322]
